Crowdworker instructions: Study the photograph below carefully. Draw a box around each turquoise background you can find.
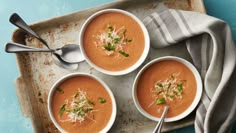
[0,0,236,132]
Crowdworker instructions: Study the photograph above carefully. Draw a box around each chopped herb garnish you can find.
[70,108,76,113]
[59,104,66,116]
[74,92,79,98]
[166,94,174,98]
[122,29,127,35]
[156,90,163,95]
[108,26,114,31]
[125,39,132,42]
[120,29,127,37]
[167,83,171,89]
[173,91,178,95]
[151,73,186,106]
[62,89,95,123]
[99,98,106,103]
[74,99,85,104]
[75,107,83,112]
[77,111,84,116]
[108,33,112,38]
[84,108,93,113]
[103,43,115,51]
[156,83,163,88]
[86,99,95,105]
[156,98,166,105]
[113,38,120,44]
[96,25,133,57]
[177,83,183,94]
[119,50,129,57]
[56,88,64,94]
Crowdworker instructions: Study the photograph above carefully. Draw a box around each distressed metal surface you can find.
[12,0,205,132]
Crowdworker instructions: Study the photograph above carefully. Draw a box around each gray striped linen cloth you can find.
[143,9,236,133]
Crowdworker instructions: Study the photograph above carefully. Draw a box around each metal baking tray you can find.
[12,0,205,132]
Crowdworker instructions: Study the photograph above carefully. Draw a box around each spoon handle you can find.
[5,42,54,53]
[9,13,50,49]
[153,106,169,133]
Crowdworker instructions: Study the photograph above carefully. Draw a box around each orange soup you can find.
[83,12,145,71]
[51,76,112,133]
[137,60,197,118]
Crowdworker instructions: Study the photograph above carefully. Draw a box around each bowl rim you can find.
[132,56,202,122]
[47,73,117,133]
[79,8,150,76]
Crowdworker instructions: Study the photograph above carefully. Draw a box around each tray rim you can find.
[11,0,206,43]
[11,0,205,132]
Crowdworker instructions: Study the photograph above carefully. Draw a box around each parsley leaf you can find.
[119,50,129,57]
[103,43,115,51]
[56,88,64,94]
[156,98,166,105]
[59,104,66,116]
[99,98,106,103]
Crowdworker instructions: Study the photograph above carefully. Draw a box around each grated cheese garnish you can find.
[94,25,132,57]
[59,89,95,123]
[149,73,186,107]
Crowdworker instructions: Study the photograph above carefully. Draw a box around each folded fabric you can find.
[143,9,236,133]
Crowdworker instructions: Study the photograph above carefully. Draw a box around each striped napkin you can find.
[143,9,236,133]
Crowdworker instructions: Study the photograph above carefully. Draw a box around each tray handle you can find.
[14,77,32,118]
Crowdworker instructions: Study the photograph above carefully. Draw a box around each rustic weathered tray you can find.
[12,0,205,132]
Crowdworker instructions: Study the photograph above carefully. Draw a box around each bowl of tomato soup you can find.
[79,9,150,76]
[48,73,117,133]
[132,56,202,122]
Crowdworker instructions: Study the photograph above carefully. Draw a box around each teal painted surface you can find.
[204,0,236,43]
[0,0,236,133]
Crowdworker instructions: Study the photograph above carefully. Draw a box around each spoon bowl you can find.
[55,44,85,63]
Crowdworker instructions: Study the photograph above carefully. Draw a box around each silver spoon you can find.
[5,42,78,70]
[5,42,54,53]
[9,13,78,70]
[153,106,169,133]
[9,13,84,64]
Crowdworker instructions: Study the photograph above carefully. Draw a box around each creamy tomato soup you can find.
[83,12,145,71]
[137,60,197,118]
[51,76,112,133]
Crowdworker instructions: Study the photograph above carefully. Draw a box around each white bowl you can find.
[132,56,202,122]
[79,9,150,76]
[48,73,117,133]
